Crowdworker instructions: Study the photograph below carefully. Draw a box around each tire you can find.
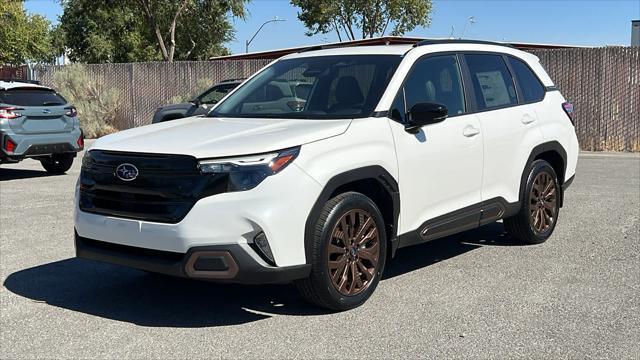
[40,154,74,174]
[295,192,387,311]
[504,159,561,244]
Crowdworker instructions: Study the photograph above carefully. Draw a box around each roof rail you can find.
[0,78,41,85]
[413,39,513,48]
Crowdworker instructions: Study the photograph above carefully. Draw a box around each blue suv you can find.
[0,80,83,173]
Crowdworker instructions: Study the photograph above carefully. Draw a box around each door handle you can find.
[521,114,536,124]
[463,125,480,137]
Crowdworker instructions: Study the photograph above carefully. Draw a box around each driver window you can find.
[403,55,465,117]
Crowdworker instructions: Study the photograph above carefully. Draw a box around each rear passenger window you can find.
[402,55,465,117]
[465,54,517,110]
[508,57,545,103]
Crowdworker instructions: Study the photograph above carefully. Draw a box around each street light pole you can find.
[246,17,286,53]
[460,16,476,39]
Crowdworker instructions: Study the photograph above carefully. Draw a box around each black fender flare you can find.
[303,165,400,263]
[519,141,567,206]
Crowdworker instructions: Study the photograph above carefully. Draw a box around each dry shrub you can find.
[52,64,120,138]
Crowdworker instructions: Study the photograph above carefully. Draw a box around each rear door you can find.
[462,53,544,206]
[0,87,72,134]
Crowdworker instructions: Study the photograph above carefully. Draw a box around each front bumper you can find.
[75,160,322,272]
[75,232,310,284]
[1,128,82,160]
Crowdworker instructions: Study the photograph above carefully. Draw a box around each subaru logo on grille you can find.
[42,109,51,114]
[115,163,139,181]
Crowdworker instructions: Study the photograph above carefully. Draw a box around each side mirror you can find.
[191,98,201,106]
[405,102,448,133]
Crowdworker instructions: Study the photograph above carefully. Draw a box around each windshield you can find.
[210,55,401,119]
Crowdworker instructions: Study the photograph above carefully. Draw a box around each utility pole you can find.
[460,16,476,39]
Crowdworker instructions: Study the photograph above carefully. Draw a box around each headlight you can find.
[198,147,300,191]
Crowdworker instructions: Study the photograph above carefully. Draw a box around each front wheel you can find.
[504,159,561,244]
[40,154,74,174]
[295,192,387,311]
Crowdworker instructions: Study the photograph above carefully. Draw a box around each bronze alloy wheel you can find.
[327,209,380,296]
[529,171,558,233]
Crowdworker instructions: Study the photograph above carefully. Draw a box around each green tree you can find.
[59,0,248,63]
[137,0,247,62]
[0,1,55,64]
[291,0,433,41]
[59,0,162,63]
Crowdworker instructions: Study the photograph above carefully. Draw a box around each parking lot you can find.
[1,148,638,359]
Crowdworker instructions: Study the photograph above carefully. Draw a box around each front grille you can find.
[79,150,228,223]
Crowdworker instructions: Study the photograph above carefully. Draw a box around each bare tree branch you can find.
[137,0,169,60]
[167,0,189,62]
[333,20,343,42]
[183,37,197,59]
[381,16,391,36]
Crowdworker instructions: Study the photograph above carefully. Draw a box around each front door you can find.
[388,54,484,239]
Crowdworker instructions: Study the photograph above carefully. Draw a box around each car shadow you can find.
[384,222,518,279]
[3,222,522,327]
[0,167,58,181]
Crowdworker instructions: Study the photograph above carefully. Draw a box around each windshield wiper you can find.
[42,101,64,106]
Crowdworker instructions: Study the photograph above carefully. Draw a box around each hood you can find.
[91,116,352,158]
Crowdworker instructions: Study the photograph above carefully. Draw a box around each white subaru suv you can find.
[75,40,578,310]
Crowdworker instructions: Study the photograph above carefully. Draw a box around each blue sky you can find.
[25,0,640,54]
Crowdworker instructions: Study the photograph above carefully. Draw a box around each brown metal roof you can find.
[210,36,583,61]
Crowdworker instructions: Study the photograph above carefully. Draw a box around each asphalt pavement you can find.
[1,149,638,359]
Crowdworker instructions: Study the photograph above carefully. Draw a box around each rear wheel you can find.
[504,160,560,244]
[40,154,74,174]
[295,192,387,311]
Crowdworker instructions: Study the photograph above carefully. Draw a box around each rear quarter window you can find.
[508,57,545,103]
[0,88,67,106]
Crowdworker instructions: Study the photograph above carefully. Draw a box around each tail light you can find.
[65,106,78,117]
[0,106,23,119]
[77,130,84,149]
[562,102,574,125]
[4,137,17,152]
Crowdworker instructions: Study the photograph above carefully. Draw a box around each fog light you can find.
[254,232,275,264]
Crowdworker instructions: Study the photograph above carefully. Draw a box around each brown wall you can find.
[0,65,28,80]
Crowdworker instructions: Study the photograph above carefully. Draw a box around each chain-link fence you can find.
[33,47,639,151]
